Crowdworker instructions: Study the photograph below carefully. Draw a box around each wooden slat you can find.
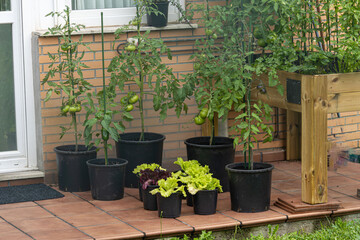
[327,72,360,94]
[327,92,360,113]
[202,116,218,137]
[301,75,328,204]
[286,111,301,160]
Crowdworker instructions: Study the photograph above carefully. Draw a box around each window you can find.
[55,0,185,27]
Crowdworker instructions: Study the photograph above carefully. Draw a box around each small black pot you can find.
[54,145,97,192]
[185,136,235,192]
[186,193,193,207]
[138,181,143,202]
[87,158,128,201]
[226,162,274,213]
[193,190,218,215]
[116,132,165,188]
[142,185,159,211]
[146,2,169,27]
[157,192,182,218]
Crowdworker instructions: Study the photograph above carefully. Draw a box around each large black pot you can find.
[87,158,128,201]
[184,137,235,192]
[146,2,169,27]
[116,132,165,188]
[193,189,218,215]
[226,162,274,213]
[54,145,97,192]
[142,185,159,211]
[157,192,182,218]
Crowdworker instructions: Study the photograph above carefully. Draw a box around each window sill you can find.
[0,170,44,181]
[35,23,198,37]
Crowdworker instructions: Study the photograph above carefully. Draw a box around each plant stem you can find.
[101,12,108,165]
[246,81,252,170]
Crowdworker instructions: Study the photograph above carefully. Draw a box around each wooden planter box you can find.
[252,71,360,204]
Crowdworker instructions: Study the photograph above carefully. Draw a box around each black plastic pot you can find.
[157,192,182,218]
[146,2,169,27]
[116,132,165,188]
[226,162,274,213]
[142,185,159,211]
[87,158,128,201]
[54,145,97,192]
[184,137,235,192]
[138,181,143,202]
[186,193,193,207]
[193,190,218,215]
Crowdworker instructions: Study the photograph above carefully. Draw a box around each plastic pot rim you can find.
[54,144,97,155]
[86,158,128,168]
[117,132,165,144]
[184,136,234,149]
[225,162,274,174]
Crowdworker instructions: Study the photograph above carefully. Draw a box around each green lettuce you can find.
[150,173,186,198]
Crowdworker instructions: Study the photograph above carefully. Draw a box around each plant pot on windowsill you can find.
[54,145,97,192]
[226,162,274,213]
[184,136,235,192]
[146,1,169,27]
[116,132,165,188]
[87,158,128,201]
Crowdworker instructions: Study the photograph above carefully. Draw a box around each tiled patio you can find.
[0,160,359,240]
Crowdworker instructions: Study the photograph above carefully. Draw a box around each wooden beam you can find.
[202,115,218,137]
[327,92,360,113]
[327,72,360,94]
[301,75,328,204]
[286,111,301,160]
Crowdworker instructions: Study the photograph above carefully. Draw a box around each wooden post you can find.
[202,116,218,137]
[286,110,301,160]
[301,75,328,204]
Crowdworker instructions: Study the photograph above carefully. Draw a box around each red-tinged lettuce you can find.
[139,168,171,190]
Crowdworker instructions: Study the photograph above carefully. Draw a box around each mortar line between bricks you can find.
[217,210,243,227]
[34,202,95,240]
[71,192,146,238]
[0,215,36,240]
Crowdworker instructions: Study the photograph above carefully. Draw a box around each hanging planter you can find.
[184,136,234,192]
[87,158,128,201]
[116,132,165,188]
[226,162,274,213]
[54,145,97,192]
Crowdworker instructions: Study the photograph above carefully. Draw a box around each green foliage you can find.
[132,163,165,176]
[108,0,190,141]
[42,6,92,150]
[261,0,360,74]
[171,219,360,240]
[150,174,186,198]
[174,158,222,195]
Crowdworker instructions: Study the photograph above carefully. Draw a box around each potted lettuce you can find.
[175,158,222,215]
[150,174,186,218]
[133,163,164,201]
[136,165,171,210]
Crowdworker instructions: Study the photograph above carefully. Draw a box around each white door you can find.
[0,0,29,172]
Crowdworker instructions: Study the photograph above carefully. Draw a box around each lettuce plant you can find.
[139,168,171,190]
[132,163,164,177]
[150,175,186,198]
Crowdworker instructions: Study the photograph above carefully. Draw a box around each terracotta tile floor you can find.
[0,160,359,240]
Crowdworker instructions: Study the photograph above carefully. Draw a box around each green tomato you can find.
[212,33,218,39]
[129,94,139,104]
[61,44,71,51]
[194,63,200,70]
[258,39,267,48]
[199,108,208,119]
[131,20,140,26]
[125,104,134,112]
[69,106,77,113]
[75,104,82,112]
[62,105,70,114]
[205,29,213,36]
[194,116,205,125]
[121,97,128,105]
[101,128,109,141]
[253,27,263,39]
[126,45,136,51]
